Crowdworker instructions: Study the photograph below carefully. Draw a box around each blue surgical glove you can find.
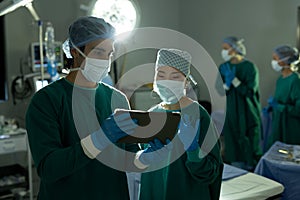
[262,107,270,118]
[220,63,236,88]
[91,112,138,151]
[268,96,279,109]
[267,96,275,106]
[138,138,173,166]
[267,96,285,112]
[177,114,200,152]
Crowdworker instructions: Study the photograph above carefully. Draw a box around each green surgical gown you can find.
[268,72,300,147]
[139,102,223,200]
[26,78,138,200]
[219,60,262,166]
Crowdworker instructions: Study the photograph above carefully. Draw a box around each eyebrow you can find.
[92,47,106,52]
[92,47,114,56]
[157,71,181,75]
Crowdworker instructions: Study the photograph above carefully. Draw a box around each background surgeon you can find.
[266,45,300,149]
[219,36,262,170]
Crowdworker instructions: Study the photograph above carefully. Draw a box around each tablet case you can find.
[115,109,181,144]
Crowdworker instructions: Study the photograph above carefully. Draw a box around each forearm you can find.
[185,148,222,184]
[285,102,300,117]
[37,143,91,183]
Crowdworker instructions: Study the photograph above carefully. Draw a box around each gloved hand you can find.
[220,63,236,88]
[138,138,173,166]
[177,114,200,152]
[268,96,281,110]
[262,106,271,118]
[91,112,138,151]
[267,96,285,112]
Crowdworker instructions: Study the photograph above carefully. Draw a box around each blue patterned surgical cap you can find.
[155,48,192,77]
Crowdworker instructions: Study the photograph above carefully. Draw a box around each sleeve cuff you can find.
[81,135,101,159]
[232,77,241,87]
[276,104,286,112]
[134,150,149,169]
[186,147,204,162]
[223,84,230,90]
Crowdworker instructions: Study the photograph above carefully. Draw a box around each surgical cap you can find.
[155,48,191,77]
[62,16,115,58]
[274,45,299,64]
[223,36,246,56]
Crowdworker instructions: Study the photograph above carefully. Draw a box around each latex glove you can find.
[262,107,270,118]
[268,96,279,109]
[220,63,236,88]
[177,114,200,152]
[267,96,275,106]
[91,112,138,151]
[138,138,173,166]
[267,96,285,112]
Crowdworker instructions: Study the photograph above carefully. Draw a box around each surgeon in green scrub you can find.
[266,45,300,148]
[219,36,262,170]
[26,16,139,200]
[134,48,223,200]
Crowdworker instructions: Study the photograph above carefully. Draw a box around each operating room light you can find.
[90,0,137,35]
[0,0,33,17]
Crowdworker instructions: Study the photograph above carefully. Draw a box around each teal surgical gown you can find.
[139,102,223,200]
[219,60,262,167]
[26,78,138,200]
[268,72,300,147]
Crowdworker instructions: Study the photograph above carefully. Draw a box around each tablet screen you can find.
[115,109,181,144]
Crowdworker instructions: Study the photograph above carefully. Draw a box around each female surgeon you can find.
[134,48,223,200]
[219,36,262,170]
[266,45,300,148]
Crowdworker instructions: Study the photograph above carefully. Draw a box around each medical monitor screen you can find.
[31,42,64,72]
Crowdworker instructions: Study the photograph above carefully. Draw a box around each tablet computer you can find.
[115,109,181,144]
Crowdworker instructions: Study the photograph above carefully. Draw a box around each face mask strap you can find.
[70,40,87,58]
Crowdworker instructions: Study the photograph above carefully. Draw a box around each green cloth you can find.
[140,103,223,200]
[268,72,300,147]
[219,60,262,166]
[26,78,138,200]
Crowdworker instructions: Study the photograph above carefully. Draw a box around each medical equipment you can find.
[44,22,59,81]
[30,41,63,73]
[32,74,51,92]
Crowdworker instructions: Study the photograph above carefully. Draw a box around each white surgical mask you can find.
[221,49,232,61]
[70,45,110,83]
[153,80,185,104]
[271,60,283,72]
[81,58,110,83]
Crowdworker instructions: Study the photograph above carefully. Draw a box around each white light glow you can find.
[91,0,137,35]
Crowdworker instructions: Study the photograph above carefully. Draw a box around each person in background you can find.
[265,45,300,149]
[26,16,139,200]
[135,48,223,200]
[219,36,262,170]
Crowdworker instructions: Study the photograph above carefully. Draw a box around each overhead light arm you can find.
[0,0,45,87]
[25,2,39,20]
[0,0,33,17]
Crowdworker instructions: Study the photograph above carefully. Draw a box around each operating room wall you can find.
[178,0,300,111]
[0,0,180,126]
[1,0,299,125]
[0,0,86,127]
